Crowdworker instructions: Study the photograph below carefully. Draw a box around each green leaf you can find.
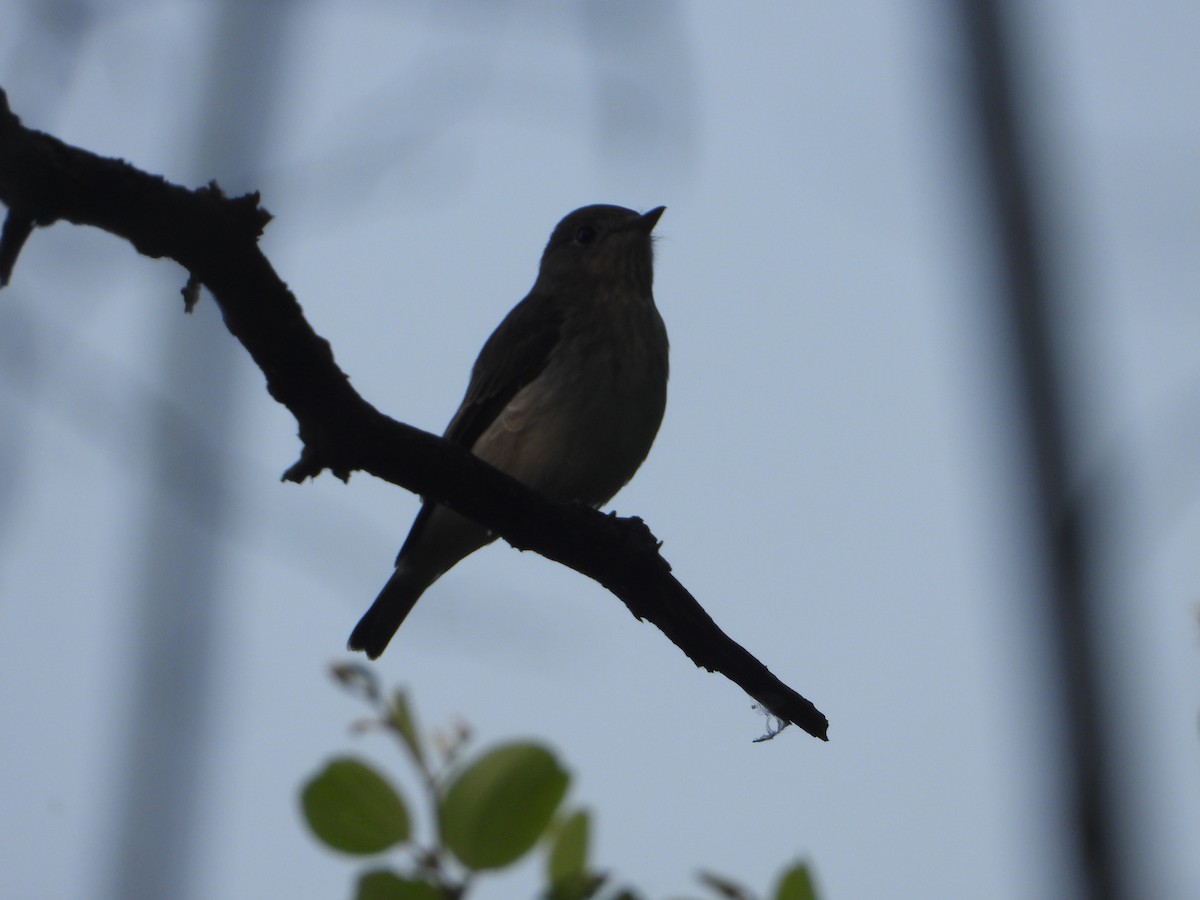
[545,808,603,900]
[547,809,589,884]
[387,689,426,767]
[774,861,819,900]
[441,741,569,870]
[355,869,441,900]
[301,757,410,854]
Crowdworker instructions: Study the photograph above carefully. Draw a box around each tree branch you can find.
[0,88,828,741]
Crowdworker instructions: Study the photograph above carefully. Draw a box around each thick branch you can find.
[0,88,827,740]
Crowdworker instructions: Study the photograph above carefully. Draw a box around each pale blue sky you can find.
[2,2,1198,898]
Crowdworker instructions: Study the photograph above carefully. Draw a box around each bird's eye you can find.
[574,224,599,246]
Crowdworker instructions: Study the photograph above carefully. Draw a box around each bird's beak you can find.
[635,206,667,233]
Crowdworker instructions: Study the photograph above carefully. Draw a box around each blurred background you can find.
[1,1,1198,898]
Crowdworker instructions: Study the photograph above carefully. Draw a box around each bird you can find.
[348,204,670,659]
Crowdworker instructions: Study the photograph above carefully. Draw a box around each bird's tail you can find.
[347,562,439,659]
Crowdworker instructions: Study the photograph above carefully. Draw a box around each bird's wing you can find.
[395,290,564,563]
[444,289,566,448]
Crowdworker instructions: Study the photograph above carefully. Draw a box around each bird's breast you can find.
[473,296,668,507]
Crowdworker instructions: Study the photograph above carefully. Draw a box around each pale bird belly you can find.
[471,359,664,507]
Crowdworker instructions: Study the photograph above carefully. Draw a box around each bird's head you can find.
[535,204,665,295]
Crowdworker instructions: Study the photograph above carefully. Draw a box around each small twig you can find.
[181,271,203,313]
